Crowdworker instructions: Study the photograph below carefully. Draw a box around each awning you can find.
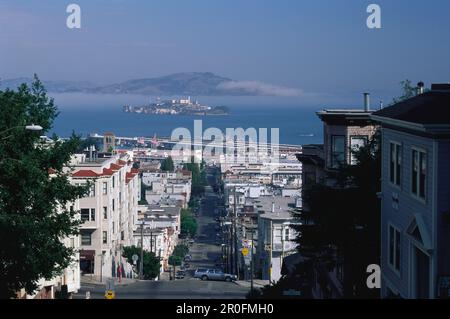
[79,250,96,261]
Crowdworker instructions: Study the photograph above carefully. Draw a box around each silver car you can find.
[194,268,237,282]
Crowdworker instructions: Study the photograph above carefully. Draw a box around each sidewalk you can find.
[235,279,269,289]
[80,275,138,287]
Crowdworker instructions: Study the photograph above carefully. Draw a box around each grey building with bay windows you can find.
[371,84,450,298]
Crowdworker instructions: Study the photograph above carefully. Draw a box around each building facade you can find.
[372,84,450,298]
[71,153,140,281]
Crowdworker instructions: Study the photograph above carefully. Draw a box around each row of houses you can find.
[220,159,303,283]
[295,83,450,298]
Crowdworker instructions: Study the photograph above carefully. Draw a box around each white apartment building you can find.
[136,205,181,271]
[71,153,140,281]
[256,196,300,282]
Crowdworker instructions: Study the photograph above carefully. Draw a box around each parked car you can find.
[193,268,237,282]
[184,262,190,269]
[184,254,192,262]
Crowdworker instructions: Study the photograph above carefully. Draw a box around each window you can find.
[81,232,92,246]
[102,182,108,195]
[112,199,115,211]
[121,231,124,241]
[412,149,427,199]
[112,176,115,188]
[331,135,345,168]
[81,208,95,222]
[80,209,90,222]
[285,228,290,241]
[350,136,368,165]
[389,225,401,273]
[103,207,108,219]
[390,142,402,186]
[89,184,95,197]
[102,231,107,244]
[112,221,115,234]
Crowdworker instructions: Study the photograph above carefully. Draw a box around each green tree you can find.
[122,246,160,280]
[180,208,197,237]
[161,156,174,172]
[172,244,189,258]
[0,75,89,298]
[168,255,182,280]
[392,79,418,103]
[139,179,150,205]
[183,157,207,196]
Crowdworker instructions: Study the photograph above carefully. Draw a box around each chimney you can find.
[271,202,275,213]
[363,93,370,111]
[417,81,425,95]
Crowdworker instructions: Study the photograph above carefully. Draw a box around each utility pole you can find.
[250,230,254,292]
[150,230,153,254]
[233,186,239,278]
[140,222,144,280]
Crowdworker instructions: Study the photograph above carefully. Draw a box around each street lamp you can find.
[25,124,43,131]
[0,124,43,140]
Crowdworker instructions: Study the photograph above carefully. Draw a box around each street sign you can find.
[241,248,249,256]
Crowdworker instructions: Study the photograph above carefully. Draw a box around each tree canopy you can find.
[180,208,197,238]
[0,75,89,298]
[161,156,174,172]
[122,245,160,280]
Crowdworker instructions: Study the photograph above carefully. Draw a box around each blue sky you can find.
[1,0,450,105]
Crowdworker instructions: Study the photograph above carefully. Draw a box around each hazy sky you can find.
[1,0,450,104]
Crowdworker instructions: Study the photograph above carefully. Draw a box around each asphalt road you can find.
[74,167,248,299]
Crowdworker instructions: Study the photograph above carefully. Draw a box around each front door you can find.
[414,247,430,298]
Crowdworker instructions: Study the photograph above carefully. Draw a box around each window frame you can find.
[81,232,92,246]
[388,223,401,276]
[330,135,346,169]
[411,147,427,202]
[89,184,96,197]
[389,141,402,188]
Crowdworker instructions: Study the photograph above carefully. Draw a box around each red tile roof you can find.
[72,170,99,178]
[102,168,115,176]
[125,171,138,184]
[117,159,127,165]
[109,163,122,170]
[48,168,57,175]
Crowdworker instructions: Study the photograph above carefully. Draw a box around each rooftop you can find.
[372,88,450,126]
[250,196,296,220]
[316,109,375,125]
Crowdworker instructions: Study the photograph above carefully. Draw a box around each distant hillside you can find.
[0,72,302,97]
[91,72,232,95]
[0,78,95,93]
